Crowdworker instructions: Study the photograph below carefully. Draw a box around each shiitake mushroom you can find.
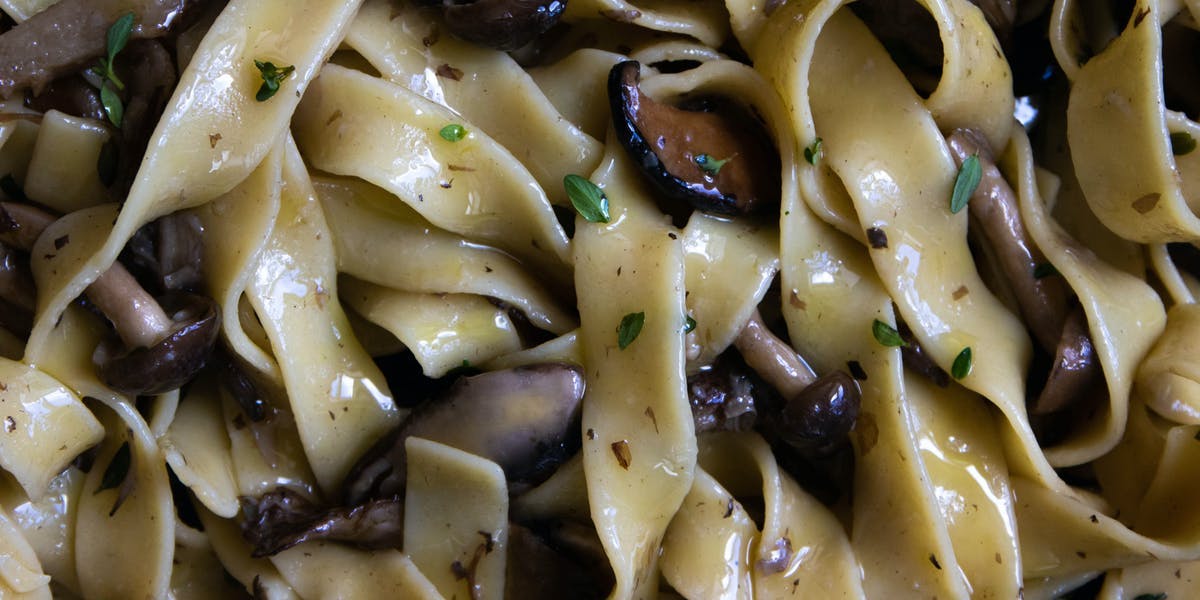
[608,60,780,222]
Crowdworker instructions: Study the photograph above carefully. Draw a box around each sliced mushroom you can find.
[239,486,404,557]
[0,0,201,99]
[24,74,106,121]
[608,61,780,220]
[896,314,950,388]
[947,128,1070,354]
[442,0,567,52]
[108,39,178,197]
[732,311,861,453]
[216,351,273,423]
[344,363,586,505]
[686,354,760,434]
[0,241,35,326]
[120,210,204,295]
[506,521,613,600]
[1030,305,1102,415]
[1,202,221,395]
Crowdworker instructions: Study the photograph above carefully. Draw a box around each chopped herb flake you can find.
[1033,263,1059,279]
[439,124,467,142]
[871,319,906,347]
[96,441,130,494]
[617,311,645,349]
[684,315,696,333]
[952,347,973,380]
[694,153,728,174]
[950,154,981,214]
[254,60,296,102]
[1171,132,1197,156]
[563,174,610,223]
[804,137,823,165]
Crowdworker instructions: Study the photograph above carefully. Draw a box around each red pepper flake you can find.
[436,64,463,81]
[952,285,969,300]
[1132,192,1161,214]
[611,440,631,469]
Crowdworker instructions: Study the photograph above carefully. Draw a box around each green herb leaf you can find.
[684,315,697,333]
[617,312,645,350]
[950,154,982,214]
[563,174,610,223]
[254,60,296,102]
[1033,262,1059,279]
[1171,132,1197,156]
[96,441,131,494]
[439,124,466,142]
[1133,593,1167,600]
[871,319,906,347]
[106,13,134,65]
[694,153,729,174]
[100,83,123,127]
[804,138,823,165]
[952,347,973,380]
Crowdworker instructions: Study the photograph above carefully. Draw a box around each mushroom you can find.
[440,0,567,52]
[1029,305,1102,415]
[239,486,404,558]
[686,354,759,434]
[24,74,106,121]
[608,61,781,221]
[895,314,950,388]
[343,363,586,505]
[946,128,1070,353]
[732,310,861,453]
[0,0,202,99]
[120,210,204,296]
[0,202,220,395]
[506,521,613,600]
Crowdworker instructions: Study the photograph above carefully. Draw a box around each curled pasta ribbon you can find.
[1067,0,1200,242]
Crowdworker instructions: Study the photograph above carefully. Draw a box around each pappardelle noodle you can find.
[0,0,1198,598]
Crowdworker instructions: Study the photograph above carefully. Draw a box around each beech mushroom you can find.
[344,363,586,505]
[608,60,780,220]
[0,201,220,395]
[1029,306,1102,415]
[686,355,759,434]
[732,311,860,452]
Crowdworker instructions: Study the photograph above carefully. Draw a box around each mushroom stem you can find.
[732,310,817,398]
[1031,304,1102,415]
[0,201,174,348]
[946,129,1069,353]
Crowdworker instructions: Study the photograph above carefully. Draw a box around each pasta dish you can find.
[0,0,1198,597]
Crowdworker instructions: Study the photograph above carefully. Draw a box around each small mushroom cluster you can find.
[0,201,220,395]
[413,0,567,51]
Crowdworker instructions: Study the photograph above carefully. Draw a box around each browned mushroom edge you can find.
[686,354,759,435]
[0,201,221,395]
[0,241,35,336]
[343,363,586,506]
[1029,304,1103,415]
[441,0,567,52]
[0,0,205,99]
[239,487,405,557]
[608,60,781,222]
[896,314,951,388]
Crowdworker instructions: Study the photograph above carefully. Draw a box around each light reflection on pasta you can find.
[0,0,1198,598]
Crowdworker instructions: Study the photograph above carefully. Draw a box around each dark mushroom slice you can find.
[441,0,567,52]
[608,60,781,220]
[686,354,759,434]
[344,363,586,505]
[239,486,404,557]
[1,202,221,395]
[946,128,1070,354]
[0,242,35,335]
[1030,305,1102,415]
[120,210,204,296]
[506,522,611,600]
[895,314,950,388]
[24,74,106,121]
[732,311,861,453]
[216,351,274,423]
[107,39,179,197]
[0,0,203,99]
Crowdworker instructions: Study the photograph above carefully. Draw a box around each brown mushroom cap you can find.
[344,363,586,505]
[442,0,567,52]
[608,60,780,220]
[686,355,760,434]
[95,292,221,395]
[239,487,405,558]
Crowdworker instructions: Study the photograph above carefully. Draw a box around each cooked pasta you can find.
[0,0,1198,598]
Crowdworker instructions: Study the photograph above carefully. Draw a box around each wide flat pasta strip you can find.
[196,506,299,600]
[169,519,251,599]
[345,0,603,207]
[0,357,102,500]
[245,136,400,494]
[269,543,442,600]
[314,176,575,335]
[0,468,85,595]
[403,438,509,600]
[659,468,756,600]
[22,110,110,214]
[292,64,571,282]
[0,503,50,599]
[160,376,239,518]
[340,279,522,379]
[23,0,366,362]
[576,140,695,600]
